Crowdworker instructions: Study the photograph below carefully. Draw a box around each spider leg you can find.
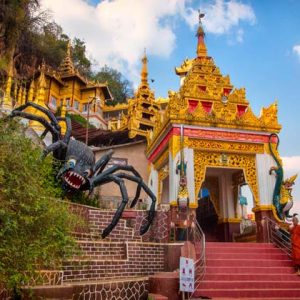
[9,110,60,139]
[93,149,114,175]
[101,174,129,239]
[42,141,68,158]
[114,172,156,235]
[12,102,61,132]
[115,166,143,207]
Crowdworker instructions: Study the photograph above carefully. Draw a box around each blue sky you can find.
[41,0,300,212]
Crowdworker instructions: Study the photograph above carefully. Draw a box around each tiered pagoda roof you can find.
[148,14,281,148]
[108,51,163,139]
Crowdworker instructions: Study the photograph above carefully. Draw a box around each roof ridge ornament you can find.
[198,9,205,25]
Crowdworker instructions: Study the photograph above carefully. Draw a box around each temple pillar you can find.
[254,208,274,242]
[256,153,276,206]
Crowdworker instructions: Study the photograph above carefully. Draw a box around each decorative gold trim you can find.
[187,138,264,154]
[157,165,169,204]
[153,149,169,169]
[219,217,242,224]
[252,205,273,212]
[170,135,189,159]
[169,200,198,208]
[252,205,283,223]
[194,150,259,205]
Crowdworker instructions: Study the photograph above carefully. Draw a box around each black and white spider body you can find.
[57,139,95,192]
[9,102,156,238]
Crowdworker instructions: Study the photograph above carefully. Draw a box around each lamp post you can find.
[85,96,100,145]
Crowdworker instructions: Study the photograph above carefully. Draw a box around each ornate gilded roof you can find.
[108,51,162,139]
[148,18,281,147]
[58,41,76,76]
[175,58,193,75]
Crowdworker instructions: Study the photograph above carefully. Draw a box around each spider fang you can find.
[64,171,86,189]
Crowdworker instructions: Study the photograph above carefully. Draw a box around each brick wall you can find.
[69,202,170,243]
[63,242,165,282]
[0,202,177,299]
[61,203,172,283]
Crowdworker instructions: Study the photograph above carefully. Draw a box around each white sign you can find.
[179,257,195,292]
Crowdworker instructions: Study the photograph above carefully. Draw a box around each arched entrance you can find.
[196,167,256,242]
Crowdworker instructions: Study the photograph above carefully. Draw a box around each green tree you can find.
[0,119,78,298]
[93,65,134,105]
[0,0,43,75]
[72,37,92,78]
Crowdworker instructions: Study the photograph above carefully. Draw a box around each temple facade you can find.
[2,42,113,130]
[145,18,282,241]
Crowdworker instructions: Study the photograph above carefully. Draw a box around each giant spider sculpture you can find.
[9,102,156,238]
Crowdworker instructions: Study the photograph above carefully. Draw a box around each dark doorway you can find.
[196,190,219,242]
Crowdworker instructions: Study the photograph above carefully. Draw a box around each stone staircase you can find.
[193,242,300,299]
[17,204,170,300]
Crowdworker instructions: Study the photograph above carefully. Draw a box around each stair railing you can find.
[263,216,291,257]
[188,220,206,299]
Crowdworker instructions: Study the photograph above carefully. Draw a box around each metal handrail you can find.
[188,220,206,299]
[263,216,291,257]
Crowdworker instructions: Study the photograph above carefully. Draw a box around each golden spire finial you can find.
[196,9,207,57]
[2,63,13,110]
[16,85,23,106]
[36,65,47,107]
[58,40,75,76]
[27,78,35,102]
[21,85,27,105]
[60,98,67,135]
[141,48,148,84]
[67,40,72,57]
[29,65,48,131]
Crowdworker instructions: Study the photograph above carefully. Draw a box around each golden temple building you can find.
[105,51,168,140]
[145,15,282,241]
[2,41,113,130]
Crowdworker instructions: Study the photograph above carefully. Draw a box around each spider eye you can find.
[67,158,76,168]
[83,169,92,178]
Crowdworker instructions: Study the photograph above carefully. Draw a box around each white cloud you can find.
[282,156,300,175]
[293,45,300,60]
[41,0,256,83]
[182,0,255,39]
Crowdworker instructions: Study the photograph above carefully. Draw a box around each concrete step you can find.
[206,258,291,267]
[205,242,275,248]
[206,265,295,274]
[194,288,300,298]
[204,272,300,281]
[205,252,288,260]
[198,280,300,289]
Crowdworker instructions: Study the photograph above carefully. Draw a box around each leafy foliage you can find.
[0,119,79,295]
[93,65,134,105]
[0,0,43,75]
[69,191,100,208]
[72,37,92,78]
[66,113,96,129]
[0,2,134,104]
